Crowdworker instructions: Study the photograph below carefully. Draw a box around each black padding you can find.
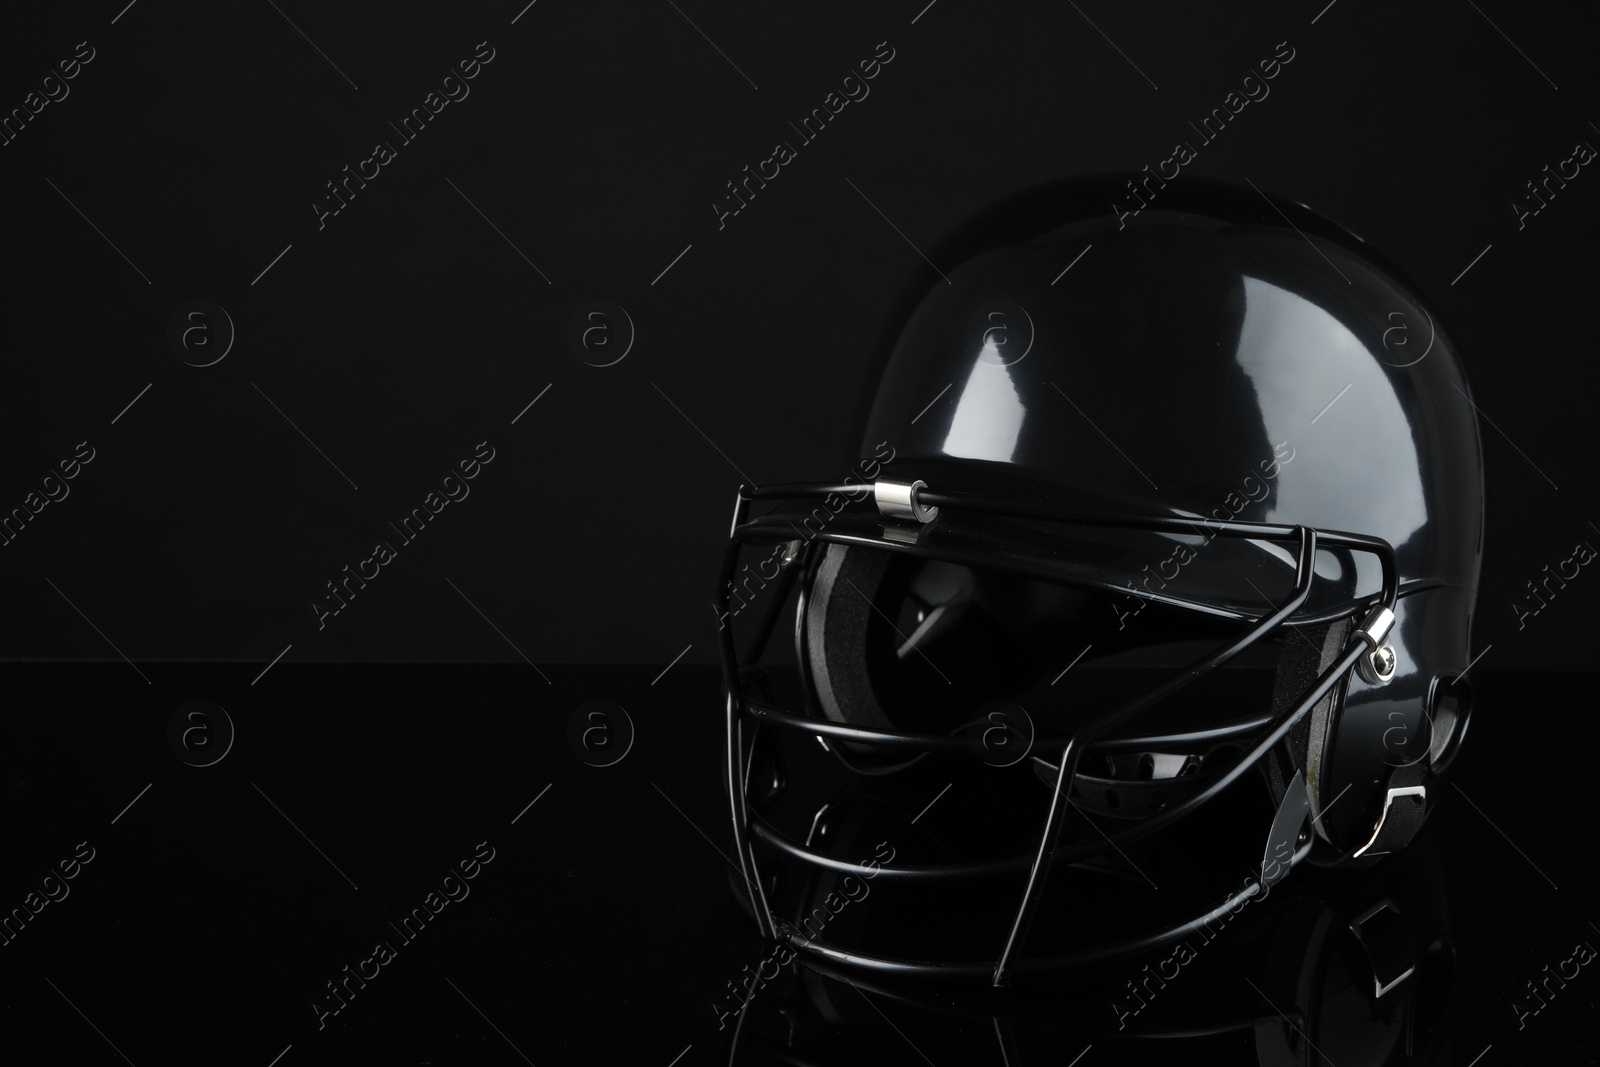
[1260,617,1352,843]
[1047,765,1212,819]
[804,544,920,774]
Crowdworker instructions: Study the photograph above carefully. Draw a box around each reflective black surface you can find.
[0,664,1590,1064]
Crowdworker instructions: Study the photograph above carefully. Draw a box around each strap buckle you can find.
[1351,785,1426,859]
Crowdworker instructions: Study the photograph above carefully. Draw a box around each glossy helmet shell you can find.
[809,175,1483,863]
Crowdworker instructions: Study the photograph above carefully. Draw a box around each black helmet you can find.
[714,175,1484,986]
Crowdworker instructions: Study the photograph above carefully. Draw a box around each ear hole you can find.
[1427,674,1472,772]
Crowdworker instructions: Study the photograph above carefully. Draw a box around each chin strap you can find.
[1348,607,1428,858]
[1352,759,1427,858]
[1261,607,1428,860]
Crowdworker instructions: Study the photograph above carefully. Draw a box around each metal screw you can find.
[1358,643,1398,685]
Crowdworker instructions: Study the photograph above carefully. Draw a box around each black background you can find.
[1,0,1598,668]
[2,1,1598,1063]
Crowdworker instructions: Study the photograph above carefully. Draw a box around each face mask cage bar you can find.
[717,479,1400,988]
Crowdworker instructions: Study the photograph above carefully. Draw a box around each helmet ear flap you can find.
[801,544,922,775]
